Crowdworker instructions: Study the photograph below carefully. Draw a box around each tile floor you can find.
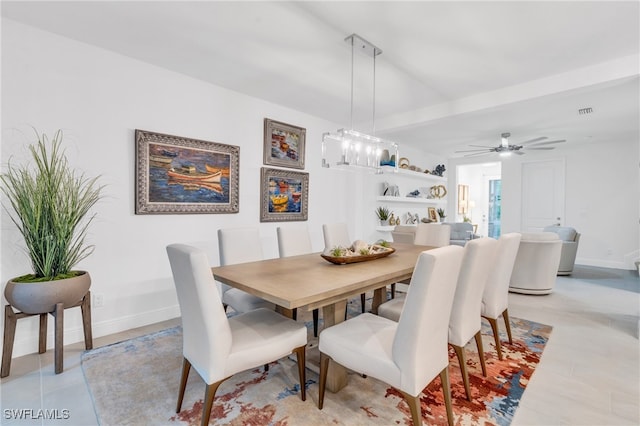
[1,265,638,425]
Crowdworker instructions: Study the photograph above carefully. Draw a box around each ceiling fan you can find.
[455,132,566,157]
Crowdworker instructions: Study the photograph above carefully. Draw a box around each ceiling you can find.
[3,1,639,158]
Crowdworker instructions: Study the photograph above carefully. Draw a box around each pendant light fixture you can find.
[321,34,399,173]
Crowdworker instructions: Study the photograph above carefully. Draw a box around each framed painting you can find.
[135,129,239,214]
[260,167,309,222]
[427,207,438,222]
[263,118,306,169]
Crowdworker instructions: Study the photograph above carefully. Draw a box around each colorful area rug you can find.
[82,299,551,425]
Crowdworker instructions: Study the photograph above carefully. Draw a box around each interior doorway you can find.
[456,162,502,237]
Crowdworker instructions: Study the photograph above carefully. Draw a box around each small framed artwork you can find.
[263,118,306,169]
[260,167,309,222]
[427,207,438,222]
[135,129,239,214]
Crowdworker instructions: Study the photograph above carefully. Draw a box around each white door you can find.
[521,159,565,232]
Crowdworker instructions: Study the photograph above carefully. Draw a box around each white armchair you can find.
[317,246,465,426]
[166,244,307,426]
[542,225,581,275]
[509,232,562,295]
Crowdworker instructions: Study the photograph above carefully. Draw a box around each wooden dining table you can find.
[211,242,433,392]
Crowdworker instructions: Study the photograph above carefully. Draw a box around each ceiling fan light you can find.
[499,151,512,157]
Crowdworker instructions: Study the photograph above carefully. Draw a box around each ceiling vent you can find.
[578,107,594,115]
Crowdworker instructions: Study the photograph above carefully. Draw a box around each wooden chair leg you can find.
[38,313,48,354]
[439,367,454,426]
[1,305,17,378]
[398,389,422,426]
[81,291,93,350]
[360,293,366,313]
[293,345,306,401]
[312,309,319,337]
[474,331,487,377]
[53,303,64,374]
[485,316,503,360]
[176,358,191,412]
[201,379,226,426]
[503,309,513,344]
[390,283,396,299]
[318,352,331,409]
[451,344,471,401]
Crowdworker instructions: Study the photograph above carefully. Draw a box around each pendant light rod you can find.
[344,34,383,133]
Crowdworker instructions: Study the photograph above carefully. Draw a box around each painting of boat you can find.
[270,194,289,205]
[161,149,178,157]
[150,155,173,164]
[167,166,222,183]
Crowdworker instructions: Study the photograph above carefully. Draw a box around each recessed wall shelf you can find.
[376,196,446,205]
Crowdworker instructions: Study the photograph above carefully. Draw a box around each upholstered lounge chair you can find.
[509,232,562,295]
[442,222,477,246]
[542,225,581,275]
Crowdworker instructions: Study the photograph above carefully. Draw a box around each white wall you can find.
[450,138,639,270]
[1,19,352,357]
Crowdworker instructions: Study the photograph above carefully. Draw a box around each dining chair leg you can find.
[398,389,422,426]
[318,352,331,409]
[474,331,487,377]
[451,344,471,401]
[439,367,454,426]
[503,309,513,344]
[360,293,366,313]
[292,345,306,401]
[484,316,503,360]
[390,283,396,299]
[201,378,227,426]
[176,358,191,412]
[312,309,319,337]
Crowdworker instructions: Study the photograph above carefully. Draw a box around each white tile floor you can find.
[1,266,638,425]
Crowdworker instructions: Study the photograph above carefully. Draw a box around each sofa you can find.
[442,222,475,246]
[509,232,562,295]
[542,225,581,275]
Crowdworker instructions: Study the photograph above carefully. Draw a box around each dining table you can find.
[211,242,433,392]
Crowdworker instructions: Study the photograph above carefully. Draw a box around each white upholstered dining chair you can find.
[217,227,275,313]
[318,245,465,426]
[322,223,367,313]
[481,233,522,360]
[166,244,307,426]
[277,225,320,337]
[447,237,498,400]
[413,223,451,247]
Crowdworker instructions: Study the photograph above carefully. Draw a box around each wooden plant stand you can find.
[1,290,93,377]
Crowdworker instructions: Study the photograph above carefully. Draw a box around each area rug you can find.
[82,299,551,425]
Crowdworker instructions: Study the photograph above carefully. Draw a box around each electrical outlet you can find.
[93,293,104,308]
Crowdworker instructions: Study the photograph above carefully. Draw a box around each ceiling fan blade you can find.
[527,147,555,150]
[519,136,548,145]
[455,148,492,153]
[468,144,496,148]
[464,151,492,157]
[528,139,566,146]
[513,151,525,155]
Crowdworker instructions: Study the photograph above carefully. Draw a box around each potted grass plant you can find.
[1,130,103,314]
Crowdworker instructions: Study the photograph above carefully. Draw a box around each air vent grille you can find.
[578,107,594,115]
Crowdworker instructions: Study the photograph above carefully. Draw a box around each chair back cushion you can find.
[392,245,464,395]
[166,244,232,384]
[481,233,522,318]
[542,225,578,242]
[218,227,263,265]
[277,226,312,257]
[414,223,451,247]
[322,223,351,251]
[390,225,416,244]
[448,237,499,347]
